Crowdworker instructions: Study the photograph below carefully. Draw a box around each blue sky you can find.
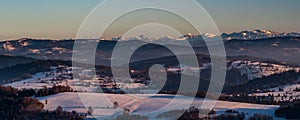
[0,0,300,40]
[200,0,300,33]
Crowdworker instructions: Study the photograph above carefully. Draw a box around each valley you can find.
[2,30,300,119]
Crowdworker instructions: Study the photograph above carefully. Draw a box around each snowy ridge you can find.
[110,30,300,42]
[3,42,16,51]
[228,60,300,80]
[222,30,300,40]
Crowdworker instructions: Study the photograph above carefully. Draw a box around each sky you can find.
[0,0,300,40]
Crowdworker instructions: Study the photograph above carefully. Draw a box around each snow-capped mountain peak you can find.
[112,29,300,42]
[203,33,218,38]
[120,35,189,41]
[157,36,174,41]
[221,29,300,40]
[119,35,155,41]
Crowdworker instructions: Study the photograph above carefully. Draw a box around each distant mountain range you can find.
[113,30,300,41]
[1,30,300,66]
[1,30,300,88]
[220,30,300,40]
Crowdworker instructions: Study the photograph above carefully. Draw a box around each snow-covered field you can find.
[3,66,286,119]
[4,67,148,93]
[4,72,68,89]
[37,92,283,119]
[250,83,300,101]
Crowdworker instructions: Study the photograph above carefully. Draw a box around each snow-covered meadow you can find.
[2,65,289,119]
[37,92,283,119]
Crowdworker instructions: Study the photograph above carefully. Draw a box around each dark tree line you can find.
[0,85,85,120]
[275,100,300,119]
[221,94,277,105]
[248,114,273,120]
[224,70,300,93]
[17,85,73,97]
[36,85,73,97]
[0,60,71,84]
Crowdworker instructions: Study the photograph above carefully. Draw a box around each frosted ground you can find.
[4,69,285,119]
[37,92,283,120]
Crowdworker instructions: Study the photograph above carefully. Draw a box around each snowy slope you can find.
[4,71,68,89]
[37,92,282,119]
[228,60,300,80]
